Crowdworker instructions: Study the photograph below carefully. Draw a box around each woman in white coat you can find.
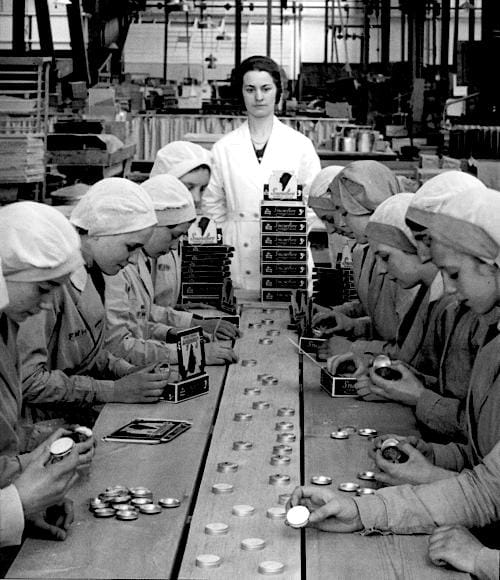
[202,55,321,291]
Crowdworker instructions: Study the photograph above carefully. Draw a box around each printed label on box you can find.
[182,282,223,296]
[320,368,358,397]
[261,249,308,262]
[299,336,326,355]
[261,234,307,248]
[261,289,293,302]
[262,262,308,276]
[262,276,307,289]
[261,220,307,234]
[187,216,221,245]
[162,373,209,403]
[260,203,306,219]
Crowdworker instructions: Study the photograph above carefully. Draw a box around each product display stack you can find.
[312,246,357,308]
[180,216,238,314]
[260,171,309,302]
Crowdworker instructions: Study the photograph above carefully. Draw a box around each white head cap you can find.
[307,166,344,212]
[150,141,211,179]
[70,178,157,236]
[141,174,197,226]
[0,202,83,282]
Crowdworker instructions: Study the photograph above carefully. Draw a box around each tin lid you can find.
[270,454,291,466]
[49,437,75,457]
[244,387,261,395]
[262,377,279,385]
[74,425,93,438]
[234,412,253,422]
[266,506,286,520]
[357,471,376,481]
[261,319,274,325]
[89,498,109,510]
[205,522,229,535]
[112,494,132,504]
[259,338,274,345]
[129,487,153,498]
[358,428,378,437]
[380,437,400,449]
[275,422,294,432]
[286,505,310,528]
[278,493,292,505]
[195,554,222,569]
[330,430,349,440]
[217,461,238,473]
[339,425,357,434]
[232,504,255,517]
[233,440,253,450]
[276,433,296,443]
[311,475,332,486]
[338,482,360,492]
[113,503,134,512]
[248,322,262,329]
[116,509,139,521]
[131,497,152,506]
[356,487,376,496]
[277,408,295,417]
[269,474,291,485]
[211,483,234,494]
[139,503,161,514]
[93,507,116,518]
[158,497,181,508]
[258,560,285,575]
[241,537,266,551]
[253,401,271,410]
[241,359,258,367]
[273,445,293,455]
[372,354,392,369]
[266,329,280,336]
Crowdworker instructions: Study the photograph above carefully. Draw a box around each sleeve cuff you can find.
[96,380,120,403]
[354,495,390,532]
[0,485,25,547]
[474,547,500,580]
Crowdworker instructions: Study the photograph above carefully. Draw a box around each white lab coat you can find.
[202,117,321,291]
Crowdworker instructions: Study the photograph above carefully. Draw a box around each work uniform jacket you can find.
[202,117,321,291]
[18,267,132,416]
[104,250,193,366]
[354,440,500,580]
[153,249,181,309]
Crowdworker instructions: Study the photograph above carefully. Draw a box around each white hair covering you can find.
[307,165,344,211]
[70,178,157,236]
[141,174,196,226]
[150,141,212,179]
[366,193,417,254]
[406,170,487,230]
[0,260,8,310]
[0,201,83,282]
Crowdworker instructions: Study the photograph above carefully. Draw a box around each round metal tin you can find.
[116,509,139,521]
[338,482,360,492]
[339,425,357,435]
[358,471,376,481]
[276,433,296,443]
[217,461,238,473]
[205,522,229,536]
[195,554,222,569]
[139,503,162,515]
[253,401,271,410]
[49,437,75,461]
[131,497,152,507]
[266,506,286,520]
[158,497,181,508]
[112,493,131,504]
[129,487,153,499]
[266,329,280,336]
[211,483,234,494]
[248,322,262,329]
[269,474,291,486]
[113,503,134,512]
[356,487,376,496]
[232,504,256,517]
[259,337,273,345]
[312,327,323,337]
[261,319,274,325]
[311,475,332,486]
[358,428,378,437]
[241,359,258,367]
[89,498,109,511]
[257,373,271,380]
[73,426,93,442]
[277,407,295,417]
[270,454,291,466]
[244,387,261,395]
[275,422,294,432]
[262,377,279,386]
[262,308,275,314]
[93,507,115,518]
[286,505,310,528]
[241,537,266,551]
[272,445,293,455]
[372,354,392,369]
[278,493,292,505]
[234,412,253,422]
[330,430,349,440]
[233,440,253,451]
[258,560,285,575]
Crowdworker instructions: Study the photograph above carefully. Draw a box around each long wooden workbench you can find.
[8,303,468,579]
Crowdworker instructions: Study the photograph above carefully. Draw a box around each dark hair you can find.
[233,55,282,105]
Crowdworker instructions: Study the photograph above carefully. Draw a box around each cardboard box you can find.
[261,220,307,234]
[182,282,223,296]
[262,276,308,290]
[261,234,307,248]
[262,263,308,276]
[261,289,293,302]
[299,336,326,356]
[261,249,308,262]
[260,203,306,219]
[320,368,358,397]
[162,373,209,403]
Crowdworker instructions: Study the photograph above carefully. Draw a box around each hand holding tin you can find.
[287,486,362,533]
[205,343,238,365]
[198,318,241,341]
[114,369,169,403]
[428,525,484,574]
[369,361,425,406]
[326,352,368,378]
[370,434,434,460]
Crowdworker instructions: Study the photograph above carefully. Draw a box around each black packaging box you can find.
[261,249,308,262]
[182,282,223,296]
[162,373,209,403]
[261,234,307,248]
[261,220,307,234]
[262,276,308,290]
[262,262,308,277]
[320,368,358,397]
[260,203,306,219]
[261,289,293,302]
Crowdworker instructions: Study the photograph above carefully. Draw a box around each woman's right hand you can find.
[313,311,355,336]
[14,446,79,517]
[114,368,169,403]
[205,343,238,365]
[326,352,369,377]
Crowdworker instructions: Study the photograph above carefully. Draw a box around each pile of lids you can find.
[89,485,180,521]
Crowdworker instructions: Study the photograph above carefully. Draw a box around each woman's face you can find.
[430,239,499,314]
[374,243,434,289]
[242,70,277,119]
[144,222,192,259]
[344,212,370,243]
[4,275,70,322]
[87,227,155,275]
[180,167,210,210]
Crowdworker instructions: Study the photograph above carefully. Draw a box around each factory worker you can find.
[0,203,94,546]
[288,437,500,579]
[308,165,350,266]
[202,55,321,291]
[150,141,212,308]
[364,171,488,442]
[312,161,415,354]
[18,179,169,423]
[104,174,238,367]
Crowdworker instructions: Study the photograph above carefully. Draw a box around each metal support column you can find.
[266,0,272,56]
[441,0,450,95]
[12,0,26,55]
[380,0,390,69]
[235,0,242,70]
[163,4,170,81]
[34,0,54,56]
[324,0,329,65]
[66,0,90,83]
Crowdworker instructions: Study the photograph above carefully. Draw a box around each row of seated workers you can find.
[1,138,500,580]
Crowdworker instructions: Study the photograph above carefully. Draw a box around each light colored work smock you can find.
[0,484,24,547]
[153,249,181,309]
[18,267,133,413]
[104,251,193,366]
[202,117,321,291]
[354,440,500,580]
